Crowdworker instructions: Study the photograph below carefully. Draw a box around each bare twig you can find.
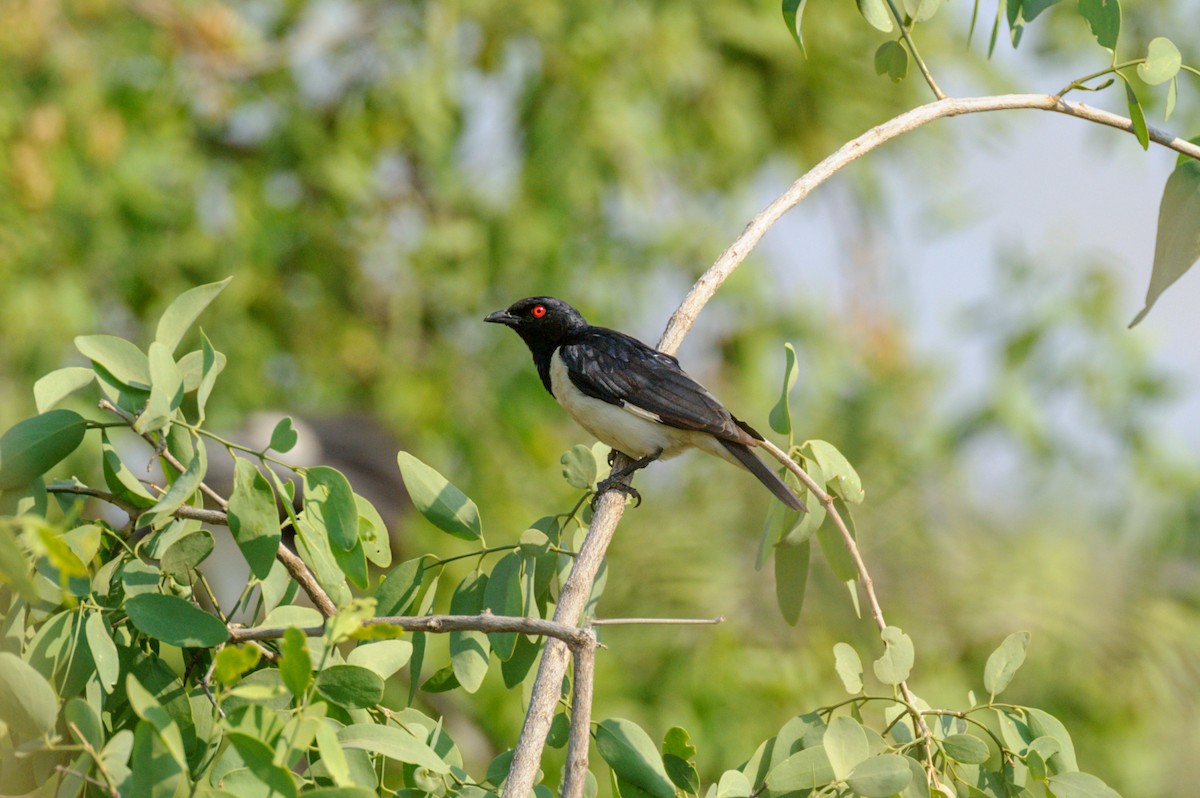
[226,613,596,647]
[590,616,725,626]
[563,630,598,798]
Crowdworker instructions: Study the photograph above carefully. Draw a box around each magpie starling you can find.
[485,297,806,511]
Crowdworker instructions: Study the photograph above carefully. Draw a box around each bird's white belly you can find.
[548,352,729,461]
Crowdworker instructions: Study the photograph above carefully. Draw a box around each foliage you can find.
[0,283,1124,798]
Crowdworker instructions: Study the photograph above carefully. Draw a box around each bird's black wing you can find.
[559,328,757,441]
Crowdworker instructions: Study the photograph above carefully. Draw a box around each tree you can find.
[1,1,1198,797]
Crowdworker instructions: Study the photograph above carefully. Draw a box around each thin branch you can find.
[883,0,946,100]
[563,630,598,798]
[590,616,725,626]
[45,484,230,526]
[657,93,1200,356]
[227,613,596,648]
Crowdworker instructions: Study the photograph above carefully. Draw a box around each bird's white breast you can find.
[548,351,732,462]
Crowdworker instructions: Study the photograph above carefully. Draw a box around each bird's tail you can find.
[718,440,808,512]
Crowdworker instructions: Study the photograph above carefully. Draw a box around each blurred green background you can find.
[3,1,1199,795]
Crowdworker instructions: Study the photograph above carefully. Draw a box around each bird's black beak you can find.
[484,309,518,326]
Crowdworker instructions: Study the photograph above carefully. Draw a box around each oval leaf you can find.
[34,367,95,413]
[315,664,385,710]
[0,651,60,738]
[1077,0,1120,51]
[765,745,834,791]
[846,754,914,798]
[595,718,675,798]
[338,723,449,772]
[449,573,491,692]
[824,716,869,781]
[1046,771,1121,798]
[304,466,358,552]
[856,0,895,32]
[74,335,150,389]
[0,410,89,490]
[155,277,232,354]
[125,593,229,647]
[227,457,282,580]
[774,539,810,626]
[1137,37,1181,85]
[942,733,989,764]
[833,642,864,694]
[397,451,482,541]
[984,630,1030,698]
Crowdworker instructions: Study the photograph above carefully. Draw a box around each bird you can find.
[485,296,806,511]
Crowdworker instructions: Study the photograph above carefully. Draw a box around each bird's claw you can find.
[591,477,642,510]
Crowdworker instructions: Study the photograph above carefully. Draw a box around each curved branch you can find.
[503,92,1200,798]
[658,93,1200,355]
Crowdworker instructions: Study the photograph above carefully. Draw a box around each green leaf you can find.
[983,630,1031,698]
[303,466,358,552]
[1137,37,1181,85]
[662,727,700,794]
[501,633,542,689]
[130,720,183,797]
[1077,0,1120,51]
[595,718,675,798]
[226,731,299,798]
[1165,77,1178,121]
[561,443,598,489]
[213,645,261,685]
[315,664,385,710]
[154,277,232,354]
[450,572,491,693]
[823,716,868,781]
[1123,78,1149,150]
[75,335,151,389]
[942,733,989,764]
[195,332,225,422]
[833,642,864,693]
[1130,152,1200,327]
[1027,708,1079,773]
[0,523,38,599]
[268,416,299,454]
[0,410,89,490]
[0,651,60,738]
[856,0,895,32]
[1022,0,1065,22]
[34,367,95,413]
[134,342,182,434]
[347,640,413,679]
[85,610,120,694]
[125,593,228,647]
[140,437,207,527]
[397,451,482,541]
[903,0,944,22]
[781,0,808,56]
[874,40,909,82]
[64,697,104,750]
[376,557,427,616]
[846,754,914,798]
[774,539,809,625]
[483,552,523,660]
[160,530,214,581]
[765,746,834,791]
[806,441,864,503]
[227,457,282,580]
[356,494,392,568]
[338,723,450,772]
[769,343,798,435]
[102,432,157,508]
[872,626,914,686]
[714,770,751,798]
[279,627,313,697]
[1046,771,1121,798]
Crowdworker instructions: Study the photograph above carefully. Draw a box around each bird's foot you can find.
[591,477,642,510]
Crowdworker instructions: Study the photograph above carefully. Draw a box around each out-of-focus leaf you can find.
[774,539,809,626]
[1131,152,1200,326]
[874,41,909,82]
[1137,37,1181,85]
[846,754,914,797]
[226,731,298,798]
[856,0,895,32]
[872,626,914,685]
[823,716,868,781]
[397,452,482,541]
[1123,79,1149,150]
[34,368,95,413]
[765,746,834,791]
[1046,771,1121,798]
[833,642,864,693]
[769,343,798,435]
[213,645,261,685]
[0,651,60,738]
[781,0,809,56]
[561,444,598,489]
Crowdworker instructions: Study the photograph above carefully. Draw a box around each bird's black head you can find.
[485,297,588,350]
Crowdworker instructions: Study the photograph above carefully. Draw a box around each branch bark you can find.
[227,612,596,646]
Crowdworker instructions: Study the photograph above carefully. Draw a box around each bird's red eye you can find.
[531,305,547,318]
